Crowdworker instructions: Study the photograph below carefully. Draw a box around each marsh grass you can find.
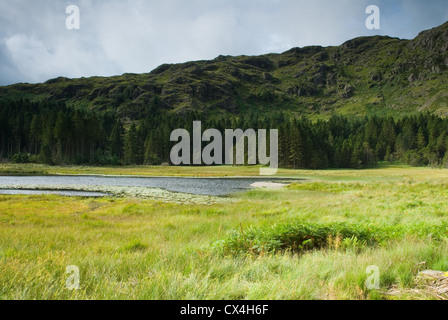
[1,165,448,299]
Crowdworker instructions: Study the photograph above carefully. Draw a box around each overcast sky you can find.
[0,0,447,86]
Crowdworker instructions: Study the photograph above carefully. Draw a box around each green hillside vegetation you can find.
[1,22,448,119]
[1,22,448,169]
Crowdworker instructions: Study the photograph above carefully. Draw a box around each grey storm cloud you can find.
[0,0,447,85]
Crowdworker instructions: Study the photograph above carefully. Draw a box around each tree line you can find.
[1,99,448,169]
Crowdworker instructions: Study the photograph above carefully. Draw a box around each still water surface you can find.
[0,175,292,196]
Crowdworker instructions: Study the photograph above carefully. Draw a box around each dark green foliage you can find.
[1,98,448,169]
[214,220,448,255]
[124,123,143,165]
[12,152,30,163]
[109,120,124,160]
[214,221,378,255]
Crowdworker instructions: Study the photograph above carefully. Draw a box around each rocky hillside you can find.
[1,21,448,120]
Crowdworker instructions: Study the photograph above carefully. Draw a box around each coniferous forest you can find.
[2,99,448,169]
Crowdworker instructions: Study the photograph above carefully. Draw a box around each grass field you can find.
[1,163,448,300]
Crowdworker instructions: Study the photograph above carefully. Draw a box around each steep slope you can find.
[1,21,448,120]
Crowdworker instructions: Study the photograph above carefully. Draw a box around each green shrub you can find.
[213,220,448,255]
[12,152,31,164]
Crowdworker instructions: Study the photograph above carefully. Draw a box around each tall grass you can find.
[1,166,448,299]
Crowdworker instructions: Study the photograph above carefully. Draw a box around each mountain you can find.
[1,21,448,120]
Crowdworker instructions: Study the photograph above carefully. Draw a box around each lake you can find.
[0,175,294,197]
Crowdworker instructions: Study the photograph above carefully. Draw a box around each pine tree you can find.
[417,127,427,150]
[110,120,124,162]
[124,123,143,165]
[144,135,159,165]
[289,124,304,169]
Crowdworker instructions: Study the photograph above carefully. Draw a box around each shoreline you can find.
[0,184,236,204]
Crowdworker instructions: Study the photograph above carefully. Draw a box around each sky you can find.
[0,0,447,86]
